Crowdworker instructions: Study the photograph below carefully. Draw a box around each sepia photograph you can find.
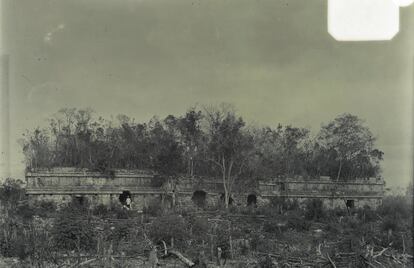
[0,0,413,267]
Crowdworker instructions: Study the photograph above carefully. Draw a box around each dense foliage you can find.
[21,106,383,183]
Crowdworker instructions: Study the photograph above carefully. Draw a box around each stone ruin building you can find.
[25,167,385,210]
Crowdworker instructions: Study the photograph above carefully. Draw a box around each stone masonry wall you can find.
[25,168,384,210]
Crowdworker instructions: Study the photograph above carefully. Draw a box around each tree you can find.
[0,178,25,211]
[21,128,51,169]
[279,126,310,176]
[252,124,311,179]
[203,104,255,208]
[148,118,185,176]
[317,114,383,180]
[176,108,203,177]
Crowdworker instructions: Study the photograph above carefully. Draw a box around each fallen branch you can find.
[160,240,167,256]
[169,250,195,267]
[373,247,388,258]
[68,258,96,268]
[364,261,376,268]
[391,254,402,264]
[326,253,336,268]
[316,243,322,256]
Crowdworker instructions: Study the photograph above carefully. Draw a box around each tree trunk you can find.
[224,160,234,209]
[222,156,229,209]
[336,159,343,181]
[224,190,229,209]
[190,157,194,177]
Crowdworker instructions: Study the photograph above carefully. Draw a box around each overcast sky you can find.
[2,0,413,187]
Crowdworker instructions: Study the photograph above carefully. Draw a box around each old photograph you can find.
[0,0,413,267]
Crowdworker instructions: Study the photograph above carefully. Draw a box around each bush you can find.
[38,200,57,211]
[93,204,109,217]
[143,197,163,217]
[355,206,377,223]
[0,178,25,207]
[215,225,232,259]
[151,175,166,187]
[256,255,277,268]
[35,200,57,217]
[0,220,28,259]
[381,215,399,232]
[106,221,133,245]
[340,215,360,230]
[4,234,28,259]
[149,214,189,247]
[270,197,299,211]
[287,212,311,231]
[379,196,412,220]
[16,202,36,220]
[63,197,91,215]
[115,208,129,219]
[304,199,325,221]
[190,216,209,241]
[51,208,96,251]
[0,218,56,263]
[263,220,282,233]
[250,232,275,252]
[327,207,348,218]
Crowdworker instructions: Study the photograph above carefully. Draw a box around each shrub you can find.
[256,255,277,268]
[115,207,129,219]
[250,232,275,252]
[93,204,109,217]
[249,232,262,251]
[16,202,36,220]
[355,206,377,223]
[304,199,325,221]
[143,197,163,217]
[287,212,311,231]
[149,214,189,247]
[38,200,57,211]
[327,207,348,218]
[340,215,360,229]
[215,225,232,259]
[381,215,399,232]
[151,175,166,187]
[263,220,280,233]
[64,197,90,215]
[379,196,412,220]
[51,208,96,251]
[35,200,57,217]
[190,216,209,241]
[106,221,133,245]
[5,234,28,259]
[0,178,25,207]
[228,204,239,214]
[270,197,299,211]
[0,217,56,263]
[0,220,29,259]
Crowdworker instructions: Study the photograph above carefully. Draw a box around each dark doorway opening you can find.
[220,193,233,205]
[192,191,207,207]
[247,194,257,207]
[346,199,355,209]
[119,190,131,205]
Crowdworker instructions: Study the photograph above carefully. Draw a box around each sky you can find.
[1,0,413,187]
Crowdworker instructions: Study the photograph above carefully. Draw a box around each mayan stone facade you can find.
[25,167,385,210]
